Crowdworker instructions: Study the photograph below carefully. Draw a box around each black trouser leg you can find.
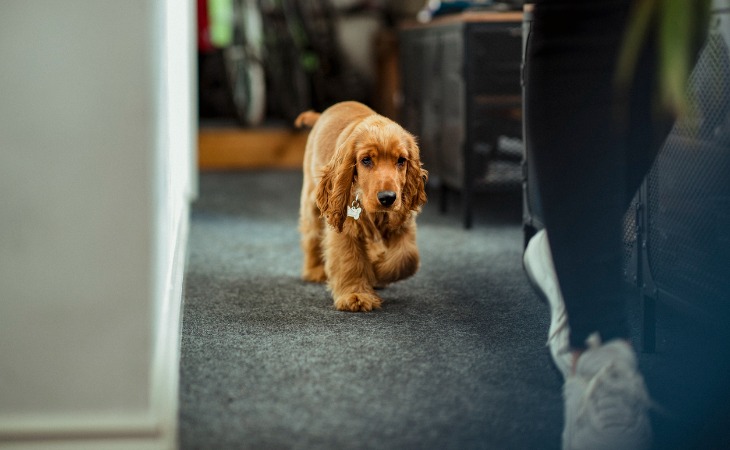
[524,0,673,348]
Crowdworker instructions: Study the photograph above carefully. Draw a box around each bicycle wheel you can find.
[224,44,266,126]
[223,0,267,126]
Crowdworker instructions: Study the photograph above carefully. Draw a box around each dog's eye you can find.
[361,156,373,167]
[397,157,407,167]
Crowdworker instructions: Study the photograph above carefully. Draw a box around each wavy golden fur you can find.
[296,101,428,311]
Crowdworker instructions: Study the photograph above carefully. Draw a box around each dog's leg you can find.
[324,230,382,312]
[300,184,327,283]
[373,225,420,286]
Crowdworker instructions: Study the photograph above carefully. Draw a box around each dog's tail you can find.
[294,110,321,129]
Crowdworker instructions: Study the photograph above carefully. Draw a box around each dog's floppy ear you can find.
[316,139,356,232]
[403,133,428,212]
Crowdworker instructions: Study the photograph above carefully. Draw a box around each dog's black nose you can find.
[377,191,397,207]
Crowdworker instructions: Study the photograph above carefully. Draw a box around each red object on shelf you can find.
[197,0,214,52]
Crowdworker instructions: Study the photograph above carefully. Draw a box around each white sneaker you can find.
[523,229,572,378]
[563,339,652,450]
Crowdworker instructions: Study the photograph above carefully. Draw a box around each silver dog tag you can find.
[347,194,362,220]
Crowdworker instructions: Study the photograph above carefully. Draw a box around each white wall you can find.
[0,1,195,448]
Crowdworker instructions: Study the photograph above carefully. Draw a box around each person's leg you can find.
[524,0,669,350]
[523,2,672,448]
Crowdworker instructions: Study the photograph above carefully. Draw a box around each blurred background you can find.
[198,0,428,127]
[196,0,530,237]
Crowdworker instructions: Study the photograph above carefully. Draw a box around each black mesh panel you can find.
[645,28,730,306]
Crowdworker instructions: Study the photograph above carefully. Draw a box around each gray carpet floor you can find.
[179,170,562,449]
[179,170,730,449]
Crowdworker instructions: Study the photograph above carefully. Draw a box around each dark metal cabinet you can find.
[400,12,523,228]
[627,14,730,351]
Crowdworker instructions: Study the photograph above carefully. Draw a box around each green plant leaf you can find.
[617,0,711,117]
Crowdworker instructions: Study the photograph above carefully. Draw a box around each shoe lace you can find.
[580,361,651,434]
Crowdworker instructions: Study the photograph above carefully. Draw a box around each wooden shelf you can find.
[198,126,309,170]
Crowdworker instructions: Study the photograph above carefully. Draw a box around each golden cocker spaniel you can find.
[296,101,428,312]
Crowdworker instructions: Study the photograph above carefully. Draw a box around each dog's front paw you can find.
[302,265,327,283]
[334,292,382,312]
